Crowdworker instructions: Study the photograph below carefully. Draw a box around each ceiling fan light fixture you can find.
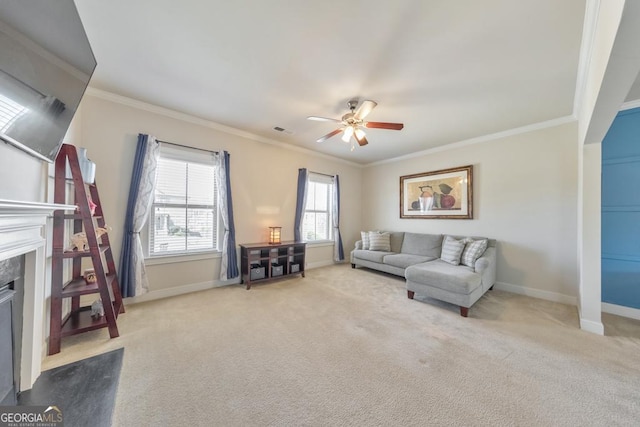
[342,125,354,142]
[308,99,403,149]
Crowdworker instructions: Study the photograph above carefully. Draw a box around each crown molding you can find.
[84,87,363,168]
[620,99,640,111]
[85,87,578,170]
[365,115,577,167]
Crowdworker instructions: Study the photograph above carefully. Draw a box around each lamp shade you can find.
[269,226,282,244]
[342,126,354,142]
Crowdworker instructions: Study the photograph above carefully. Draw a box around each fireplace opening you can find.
[0,255,25,405]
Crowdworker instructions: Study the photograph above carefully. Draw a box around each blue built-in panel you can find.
[602,108,640,160]
[602,107,640,309]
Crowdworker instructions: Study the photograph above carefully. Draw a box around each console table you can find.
[239,241,306,290]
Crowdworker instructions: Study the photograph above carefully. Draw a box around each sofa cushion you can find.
[352,249,395,263]
[383,253,435,269]
[389,232,405,253]
[369,231,391,251]
[401,233,443,257]
[405,260,481,294]
[440,235,466,265]
[361,231,371,250]
[461,238,488,268]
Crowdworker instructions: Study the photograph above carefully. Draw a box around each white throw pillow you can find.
[368,231,391,251]
[361,231,370,250]
[461,238,488,268]
[440,235,466,265]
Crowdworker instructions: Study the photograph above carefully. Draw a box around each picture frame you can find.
[400,165,473,219]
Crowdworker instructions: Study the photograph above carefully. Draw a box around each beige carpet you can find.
[44,264,640,426]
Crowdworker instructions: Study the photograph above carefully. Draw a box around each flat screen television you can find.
[0,0,96,163]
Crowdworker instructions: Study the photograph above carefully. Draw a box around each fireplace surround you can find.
[0,255,23,405]
[0,199,75,392]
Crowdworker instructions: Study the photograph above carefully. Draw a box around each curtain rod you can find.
[157,139,218,154]
[310,170,336,178]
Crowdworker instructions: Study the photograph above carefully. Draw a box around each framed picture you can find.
[400,165,473,219]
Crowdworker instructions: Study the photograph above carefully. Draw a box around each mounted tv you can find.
[0,0,96,162]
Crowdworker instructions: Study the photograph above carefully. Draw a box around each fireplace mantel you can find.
[0,198,76,390]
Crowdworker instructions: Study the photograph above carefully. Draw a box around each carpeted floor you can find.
[43,264,640,426]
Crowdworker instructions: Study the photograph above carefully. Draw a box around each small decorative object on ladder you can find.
[68,226,110,252]
[84,268,97,284]
[91,299,104,319]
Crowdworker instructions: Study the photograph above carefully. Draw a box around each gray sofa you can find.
[350,232,497,317]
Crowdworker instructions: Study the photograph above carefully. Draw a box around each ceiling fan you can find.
[307,100,404,150]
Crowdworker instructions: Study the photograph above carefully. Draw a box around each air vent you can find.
[273,126,293,135]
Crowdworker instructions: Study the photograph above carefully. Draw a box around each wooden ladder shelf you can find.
[49,144,124,355]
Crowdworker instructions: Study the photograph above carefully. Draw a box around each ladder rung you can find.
[61,274,116,298]
[62,213,103,220]
[61,244,110,258]
[60,307,109,337]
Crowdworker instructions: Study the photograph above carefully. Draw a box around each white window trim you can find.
[306,240,334,248]
[302,172,335,243]
[145,250,221,266]
[144,142,224,262]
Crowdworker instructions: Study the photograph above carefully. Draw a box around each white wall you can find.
[579,142,603,332]
[362,122,579,300]
[0,144,47,202]
[77,91,362,295]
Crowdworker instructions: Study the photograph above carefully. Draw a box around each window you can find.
[148,143,219,257]
[302,173,334,242]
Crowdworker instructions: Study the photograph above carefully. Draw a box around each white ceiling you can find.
[75,0,587,165]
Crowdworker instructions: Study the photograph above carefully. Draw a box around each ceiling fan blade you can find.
[365,121,404,130]
[307,116,341,123]
[316,128,343,143]
[354,100,377,120]
[354,132,369,146]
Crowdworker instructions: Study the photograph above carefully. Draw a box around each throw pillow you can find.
[361,231,370,250]
[461,238,488,268]
[368,231,391,251]
[440,235,466,265]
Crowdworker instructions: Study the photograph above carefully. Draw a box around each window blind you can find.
[149,143,218,256]
[302,172,334,241]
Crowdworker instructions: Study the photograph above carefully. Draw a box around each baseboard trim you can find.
[306,260,340,270]
[123,261,343,304]
[602,302,640,320]
[579,317,605,335]
[486,281,607,334]
[124,278,241,305]
[494,281,578,306]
